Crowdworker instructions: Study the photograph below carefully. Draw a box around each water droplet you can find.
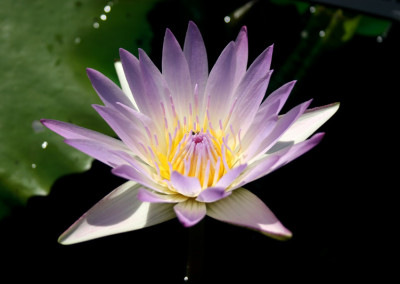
[301,30,308,39]
[224,16,231,23]
[100,14,107,21]
[319,30,326,37]
[376,36,383,43]
[310,6,316,13]
[104,5,111,13]
[74,37,81,44]
[93,22,100,29]
[41,141,48,149]
[32,163,37,169]
[183,276,189,282]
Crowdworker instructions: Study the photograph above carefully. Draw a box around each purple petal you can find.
[230,45,274,135]
[119,49,146,110]
[269,132,325,170]
[207,188,292,240]
[259,80,296,116]
[112,164,167,193]
[64,139,128,168]
[138,48,170,125]
[119,49,166,127]
[241,116,277,161]
[235,44,273,97]
[41,119,130,167]
[92,104,148,159]
[251,99,312,160]
[196,187,231,203]
[215,164,247,188]
[41,119,127,149]
[170,171,202,197]
[174,199,206,227]
[86,68,134,109]
[115,103,167,152]
[233,155,280,189]
[239,133,325,187]
[183,21,208,101]
[58,181,176,245]
[205,41,237,125]
[230,71,273,136]
[233,26,248,89]
[162,28,192,118]
[137,188,188,203]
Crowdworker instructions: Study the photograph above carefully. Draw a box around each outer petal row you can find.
[207,187,292,240]
[40,119,130,168]
[58,181,176,245]
[59,185,290,244]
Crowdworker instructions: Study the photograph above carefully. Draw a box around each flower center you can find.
[167,130,229,188]
[143,97,242,191]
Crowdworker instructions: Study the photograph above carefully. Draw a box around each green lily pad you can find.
[0,0,160,218]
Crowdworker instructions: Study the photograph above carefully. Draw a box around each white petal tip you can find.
[261,228,293,241]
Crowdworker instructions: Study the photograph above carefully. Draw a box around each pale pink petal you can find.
[170,171,202,197]
[207,188,292,240]
[174,199,206,227]
[137,188,188,203]
[58,181,176,245]
[196,187,231,203]
[86,68,134,109]
[162,28,192,118]
[183,21,208,101]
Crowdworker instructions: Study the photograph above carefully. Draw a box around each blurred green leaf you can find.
[0,0,160,218]
[270,0,310,14]
[356,15,391,37]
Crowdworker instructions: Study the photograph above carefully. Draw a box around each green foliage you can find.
[0,0,159,218]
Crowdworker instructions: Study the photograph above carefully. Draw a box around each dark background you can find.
[1,0,397,282]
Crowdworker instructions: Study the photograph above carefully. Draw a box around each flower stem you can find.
[184,220,205,283]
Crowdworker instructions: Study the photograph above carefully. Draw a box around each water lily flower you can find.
[41,21,339,245]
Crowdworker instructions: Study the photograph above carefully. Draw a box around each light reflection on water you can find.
[41,141,48,149]
[104,5,111,13]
